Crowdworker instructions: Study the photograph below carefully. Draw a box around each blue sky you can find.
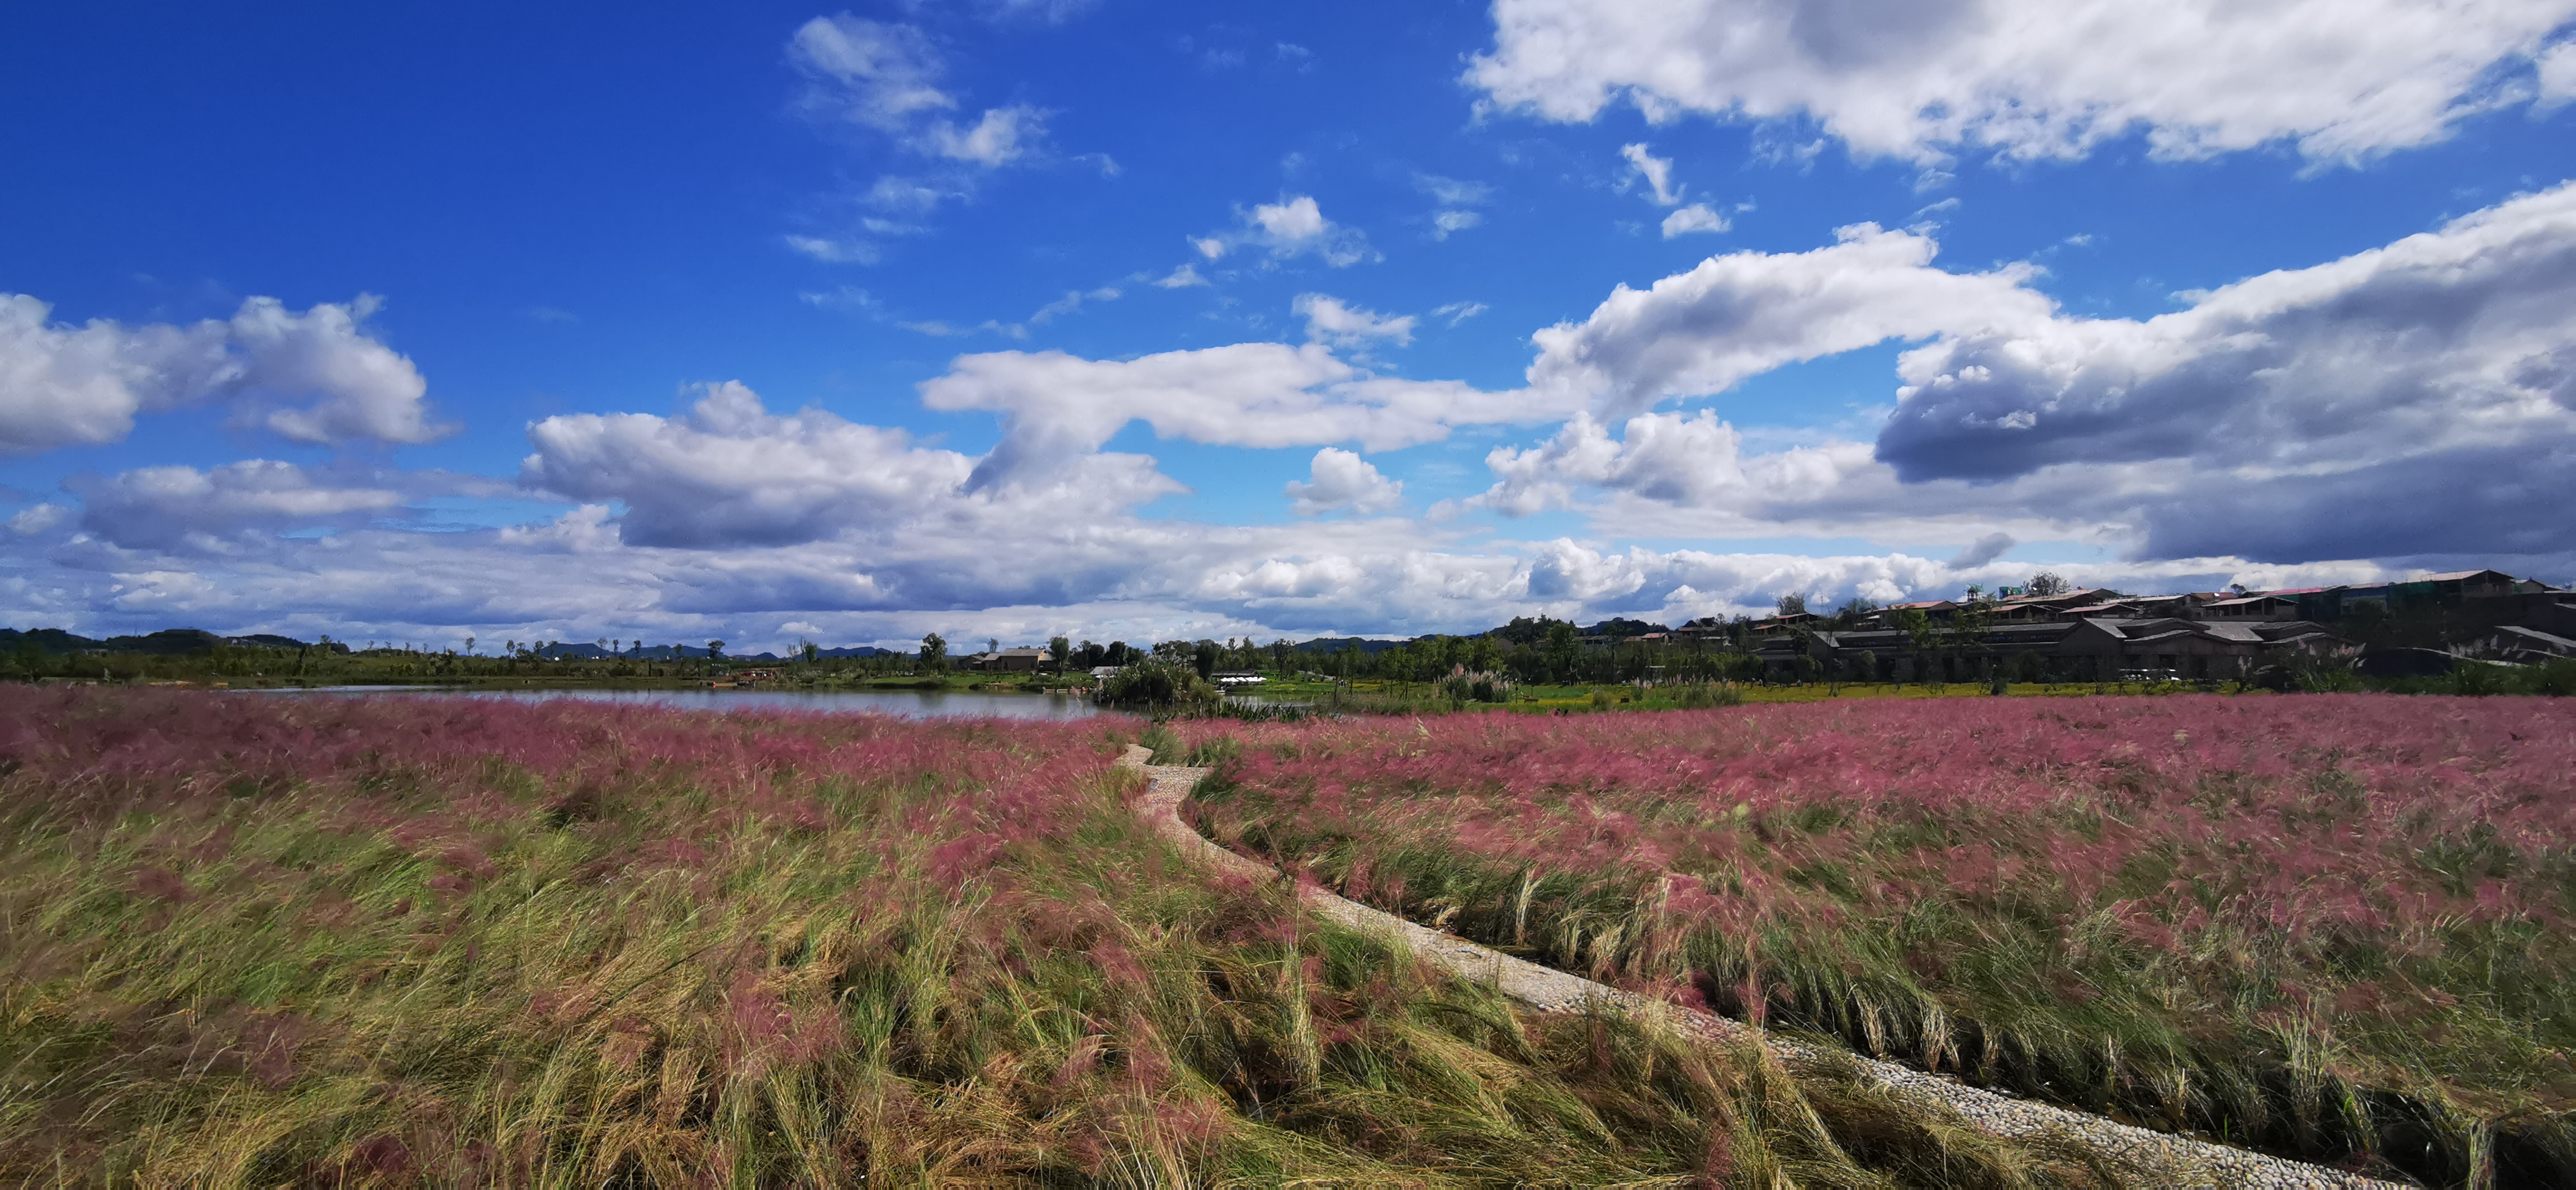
[6,0,2575,651]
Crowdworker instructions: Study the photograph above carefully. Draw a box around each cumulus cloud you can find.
[7,503,69,536]
[1150,263,1210,288]
[1295,294,1416,350]
[1469,0,2576,166]
[1472,183,2576,567]
[1874,180,2576,559]
[1661,204,1730,237]
[0,292,447,453]
[524,381,974,547]
[1285,447,1404,515]
[1196,195,1379,267]
[1526,223,2051,418]
[919,342,1564,489]
[0,448,2463,652]
[522,381,1186,551]
[64,461,406,550]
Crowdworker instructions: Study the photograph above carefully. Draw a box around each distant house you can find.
[1745,610,1821,633]
[1877,599,1957,625]
[1211,670,1266,686]
[965,648,1048,672]
[1753,615,2341,683]
[1088,665,1124,681]
[2201,594,2301,621]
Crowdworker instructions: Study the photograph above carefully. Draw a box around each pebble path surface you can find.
[1118,747,2409,1189]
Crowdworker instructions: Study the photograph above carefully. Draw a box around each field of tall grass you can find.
[1,687,2140,1186]
[1177,696,2576,1187]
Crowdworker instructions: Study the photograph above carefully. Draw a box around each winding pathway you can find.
[1118,746,2404,1189]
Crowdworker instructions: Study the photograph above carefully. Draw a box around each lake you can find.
[255,685,1130,720]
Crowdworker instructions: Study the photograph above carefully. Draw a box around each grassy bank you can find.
[1177,697,2576,1187]
[1,688,2129,1185]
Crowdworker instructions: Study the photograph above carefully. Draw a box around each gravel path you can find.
[1119,747,2408,1188]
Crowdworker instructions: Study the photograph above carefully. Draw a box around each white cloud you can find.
[799,286,886,315]
[1470,0,2576,166]
[1525,223,2052,419]
[1418,174,1493,240]
[1415,174,1493,206]
[1660,203,1730,237]
[1432,210,1483,239]
[1030,286,1120,324]
[1947,531,2015,570]
[0,292,447,454]
[522,381,986,547]
[1475,182,2576,567]
[1199,195,1379,267]
[65,460,406,550]
[1874,180,2576,561]
[786,235,884,265]
[1294,294,1417,350]
[789,16,957,133]
[864,176,951,212]
[926,104,1048,166]
[1285,447,1405,515]
[917,342,1564,489]
[0,441,2489,651]
[965,0,1096,25]
[1620,143,1682,205]
[1152,263,1211,288]
[1432,301,1489,326]
[785,15,1057,261]
[7,503,69,536]
[2540,40,2576,106]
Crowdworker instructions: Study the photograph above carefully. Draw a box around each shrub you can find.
[1100,660,1220,714]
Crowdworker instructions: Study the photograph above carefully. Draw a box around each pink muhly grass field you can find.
[1181,695,2576,1182]
[15,686,1997,1187]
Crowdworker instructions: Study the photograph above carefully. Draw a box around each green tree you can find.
[2027,571,2070,597]
[1898,608,1938,686]
[1048,635,1071,673]
[1777,592,1808,617]
[706,640,724,662]
[1541,621,1582,683]
[920,632,949,673]
[802,640,821,665]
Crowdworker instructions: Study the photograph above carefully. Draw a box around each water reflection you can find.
[257,686,1129,720]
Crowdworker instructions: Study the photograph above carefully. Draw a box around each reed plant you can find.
[2,687,2122,1186]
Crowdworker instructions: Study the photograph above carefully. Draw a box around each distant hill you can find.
[1,627,343,655]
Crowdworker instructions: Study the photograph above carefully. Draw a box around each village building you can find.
[964,647,1049,672]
